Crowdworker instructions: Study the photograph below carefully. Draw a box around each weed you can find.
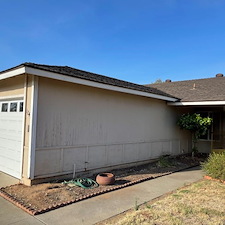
[200,208,225,217]
[172,194,182,199]
[192,181,204,188]
[157,156,173,167]
[134,198,139,211]
[179,189,191,194]
[144,202,153,209]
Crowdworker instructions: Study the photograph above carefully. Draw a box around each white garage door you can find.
[0,100,24,178]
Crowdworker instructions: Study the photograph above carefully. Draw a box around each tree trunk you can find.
[192,133,198,157]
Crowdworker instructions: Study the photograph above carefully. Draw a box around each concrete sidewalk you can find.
[0,167,204,225]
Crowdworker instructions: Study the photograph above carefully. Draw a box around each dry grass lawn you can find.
[102,180,225,225]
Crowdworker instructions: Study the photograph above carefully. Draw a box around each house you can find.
[148,74,225,154]
[1,62,217,185]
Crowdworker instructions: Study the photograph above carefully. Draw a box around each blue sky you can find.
[1,0,225,84]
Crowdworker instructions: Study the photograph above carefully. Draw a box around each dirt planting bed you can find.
[0,154,206,215]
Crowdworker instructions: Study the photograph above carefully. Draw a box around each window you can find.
[1,101,24,113]
[10,102,17,112]
[19,102,24,112]
[1,103,8,112]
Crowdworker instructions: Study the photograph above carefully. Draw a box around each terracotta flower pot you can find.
[96,173,115,185]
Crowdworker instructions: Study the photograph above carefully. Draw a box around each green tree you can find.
[177,113,213,156]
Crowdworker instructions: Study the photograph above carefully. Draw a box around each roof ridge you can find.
[148,76,224,86]
[147,74,225,102]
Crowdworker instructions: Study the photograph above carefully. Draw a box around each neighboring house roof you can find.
[0,63,178,101]
[147,76,225,102]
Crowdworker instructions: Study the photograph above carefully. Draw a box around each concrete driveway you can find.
[0,172,44,224]
[0,197,44,225]
[0,172,19,188]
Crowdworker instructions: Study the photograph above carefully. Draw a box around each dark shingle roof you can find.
[147,76,225,102]
[0,63,177,100]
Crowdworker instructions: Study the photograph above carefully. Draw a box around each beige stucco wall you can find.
[35,77,191,178]
[0,75,24,97]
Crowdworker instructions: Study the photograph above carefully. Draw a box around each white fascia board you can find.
[168,101,225,106]
[0,67,26,80]
[24,67,178,102]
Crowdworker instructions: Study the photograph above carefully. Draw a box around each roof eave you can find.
[168,101,225,106]
[0,65,178,102]
[0,66,26,80]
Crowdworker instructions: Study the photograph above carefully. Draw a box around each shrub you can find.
[201,152,225,180]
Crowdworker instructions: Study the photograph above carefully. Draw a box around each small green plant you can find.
[144,202,153,209]
[179,189,191,194]
[172,194,182,199]
[134,198,139,211]
[200,207,225,217]
[157,156,173,167]
[201,152,225,180]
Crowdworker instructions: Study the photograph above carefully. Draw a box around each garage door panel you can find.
[0,148,20,158]
[0,151,21,162]
[0,137,21,149]
[0,100,24,179]
[0,155,21,166]
[0,147,21,158]
[1,121,22,129]
[0,156,21,178]
[0,131,22,138]
[0,133,22,142]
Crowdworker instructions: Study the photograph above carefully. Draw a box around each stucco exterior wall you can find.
[35,77,191,178]
[0,75,24,98]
